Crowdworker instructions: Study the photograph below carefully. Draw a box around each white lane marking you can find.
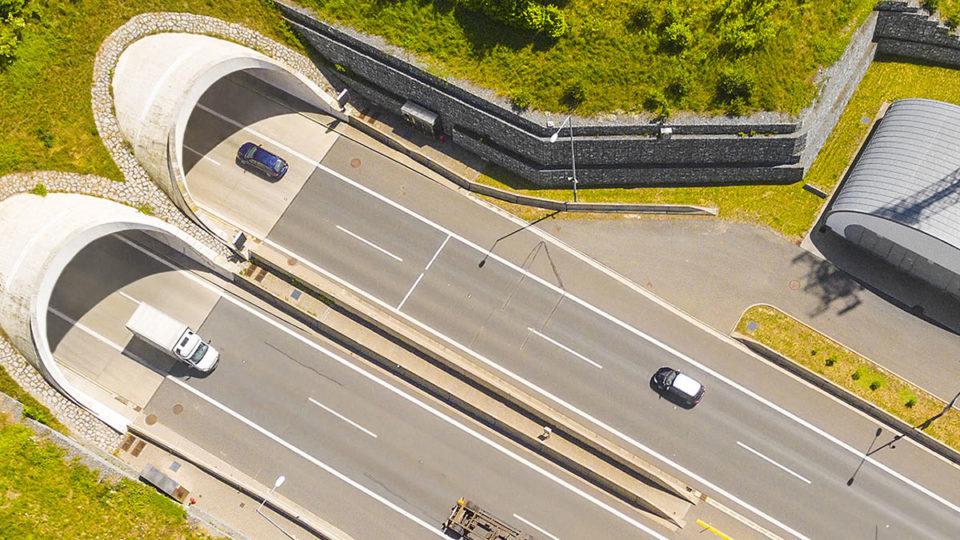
[528,328,602,370]
[398,235,450,311]
[118,236,668,539]
[263,238,810,540]
[308,397,378,439]
[335,224,403,262]
[49,308,128,355]
[513,514,560,540]
[183,145,222,166]
[737,441,812,485]
[397,272,424,311]
[116,290,139,304]
[425,235,450,271]
[170,378,443,537]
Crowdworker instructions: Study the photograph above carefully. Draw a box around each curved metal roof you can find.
[829,98,960,249]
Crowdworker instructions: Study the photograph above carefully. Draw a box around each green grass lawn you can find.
[0,0,305,181]
[737,305,960,453]
[0,364,66,434]
[302,0,875,116]
[0,413,211,538]
[477,60,960,239]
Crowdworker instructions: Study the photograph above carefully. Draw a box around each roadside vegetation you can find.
[927,0,960,28]
[736,305,960,452]
[302,0,875,116]
[0,412,210,538]
[0,0,305,181]
[478,60,960,239]
[0,364,66,434]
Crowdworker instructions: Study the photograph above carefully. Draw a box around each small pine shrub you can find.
[851,368,863,381]
[511,91,532,111]
[666,69,693,99]
[36,127,54,149]
[629,3,655,30]
[869,379,883,391]
[643,90,670,120]
[905,397,917,408]
[661,21,692,52]
[562,82,587,108]
[824,358,836,367]
[31,183,47,197]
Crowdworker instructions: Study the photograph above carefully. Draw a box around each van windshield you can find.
[190,342,209,363]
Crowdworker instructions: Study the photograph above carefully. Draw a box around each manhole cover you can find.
[788,280,800,290]
[350,158,361,168]
[746,321,759,332]
[173,404,184,415]
[860,115,870,125]
[287,257,298,266]
[145,414,158,425]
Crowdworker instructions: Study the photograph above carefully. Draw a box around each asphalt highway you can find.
[50,233,667,540]
[181,76,960,538]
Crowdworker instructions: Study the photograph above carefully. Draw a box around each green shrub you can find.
[661,21,692,52]
[456,0,568,38]
[511,90,532,110]
[714,0,778,54]
[629,3,655,29]
[666,69,693,99]
[923,0,940,13]
[717,66,756,108]
[562,81,587,108]
[31,182,47,196]
[0,0,34,68]
[905,396,917,408]
[825,357,836,367]
[643,89,670,120]
[869,379,883,391]
[36,127,53,149]
[851,368,863,381]
[541,5,567,38]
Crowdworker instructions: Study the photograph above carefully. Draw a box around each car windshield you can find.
[243,145,257,159]
[663,370,677,385]
[189,341,209,363]
[272,160,286,173]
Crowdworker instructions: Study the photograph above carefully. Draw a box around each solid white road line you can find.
[528,328,602,369]
[737,441,812,485]
[48,307,128,355]
[183,145,222,166]
[513,514,560,540]
[260,237,811,540]
[308,397,378,439]
[171,377,444,537]
[397,272,424,311]
[335,224,403,262]
[117,236,667,539]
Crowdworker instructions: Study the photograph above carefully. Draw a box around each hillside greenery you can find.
[301,0,877,116]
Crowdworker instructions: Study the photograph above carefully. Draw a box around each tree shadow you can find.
[790,251,864,318]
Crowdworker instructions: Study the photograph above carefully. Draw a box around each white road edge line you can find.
[513,514,560,540]
[737,441,812,485]
[528,327,602,369]
[263,236,809,540]
[48,308,128,356]
[183,144,222,166]
[335,224,403,262]
[116,236,668,539]
[170,377,443,537]
[308,397,378,439]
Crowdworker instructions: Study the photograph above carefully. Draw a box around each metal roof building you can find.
[824,98,960,296]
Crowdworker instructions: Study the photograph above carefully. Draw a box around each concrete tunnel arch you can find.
[0,193,230,432]
[111,32,346,243]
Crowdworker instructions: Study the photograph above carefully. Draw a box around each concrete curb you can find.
[731,331,960,467]
[130,419,354,540]
[345,116,718,216]
[243,242,701,529]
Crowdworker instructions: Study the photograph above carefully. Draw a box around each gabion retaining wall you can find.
[875,1,960,67]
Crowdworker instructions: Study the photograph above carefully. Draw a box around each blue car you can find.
[236,142,288,180]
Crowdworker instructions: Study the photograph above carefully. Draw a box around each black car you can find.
[236,142,288,180]
[651,367,705,407]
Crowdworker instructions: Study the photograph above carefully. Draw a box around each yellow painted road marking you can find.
[697,519,733,540]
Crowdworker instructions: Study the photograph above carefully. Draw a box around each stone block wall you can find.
[875,1,960,68]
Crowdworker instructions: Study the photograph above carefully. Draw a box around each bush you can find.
[31,183,47,197]
[869,379,884,391]
[825,357,836,367]
[457,0,568,38]
[629,3,655,29]
[851,368,863,381]
[666,69,693,99]
[562,81,587,108]
[923,0,940,13]
[643,90,670,120]
[717,67,757,105]
[511,90,532,110]
[0,0,33,68]
[36,127,54,149]
[714,0,778,54]
[905,396,917,408]
[661,21,692,52]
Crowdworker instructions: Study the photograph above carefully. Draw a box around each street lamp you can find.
[257,475,296,539]
[549,115,578,203]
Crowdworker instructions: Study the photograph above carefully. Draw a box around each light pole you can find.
[257,475,296,539]
[549,115,578,202]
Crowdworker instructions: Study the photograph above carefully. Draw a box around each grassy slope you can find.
[478,60,960,239]
[0,0,305,181]
[737,305,960,451]
[301,0,875,115]
[0,415,210,538]
[0,364,67,434]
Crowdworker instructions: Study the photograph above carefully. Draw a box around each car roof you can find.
[672,372,702,397]
[252,146,280,167]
